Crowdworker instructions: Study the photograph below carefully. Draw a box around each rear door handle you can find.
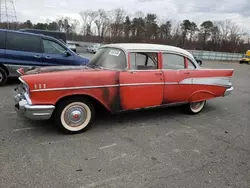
[155,72,163,75]
[33,55,41,58]
[184,72,191,75]
[45,56,52,59]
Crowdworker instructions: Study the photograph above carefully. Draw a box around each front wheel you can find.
[0,67,8,86]
[183,101,206,114]
[54,97,95,134]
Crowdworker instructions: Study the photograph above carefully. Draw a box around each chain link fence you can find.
[188,50,244,61]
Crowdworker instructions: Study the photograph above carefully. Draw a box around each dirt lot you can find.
[0,60,249,188]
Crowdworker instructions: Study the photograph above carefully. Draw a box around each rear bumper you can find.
[223,86,234,97]
[14,93,55,120]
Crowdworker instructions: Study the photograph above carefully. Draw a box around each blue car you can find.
[0,29,90,86]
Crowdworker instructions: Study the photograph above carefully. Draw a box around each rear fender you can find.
[189,90,216,102]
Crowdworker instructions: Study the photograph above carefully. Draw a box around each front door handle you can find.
[155,72,163,75]
[184,72,191,75]
[33,55,41,58]
[45,56,52,59]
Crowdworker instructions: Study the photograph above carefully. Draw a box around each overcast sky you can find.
[13,0,250,33]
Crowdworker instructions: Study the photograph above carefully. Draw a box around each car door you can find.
[0,31,6,65]
[5,31,43,76]
[119,52,164,110]
[41,38,74,66]
[162,52,194,104]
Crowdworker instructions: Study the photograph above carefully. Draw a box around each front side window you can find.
[6,32,41,53]
[130,52,158,70]
[88,47,127,70]
[162,53,185,70]
[43,39,66,54]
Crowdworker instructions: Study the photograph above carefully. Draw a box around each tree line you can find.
[0,8,249,53]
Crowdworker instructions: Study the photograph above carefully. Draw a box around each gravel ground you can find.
[0,58,249,188]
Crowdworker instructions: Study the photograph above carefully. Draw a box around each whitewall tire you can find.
[55,97,95,134]
[184,101,206,114]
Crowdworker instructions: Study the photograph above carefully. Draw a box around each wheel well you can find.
[0,64,9,75]
[55,94,110,113]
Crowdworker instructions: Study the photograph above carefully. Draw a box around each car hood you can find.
[18,65,96,75]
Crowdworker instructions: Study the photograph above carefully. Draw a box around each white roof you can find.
[102,43,194,59]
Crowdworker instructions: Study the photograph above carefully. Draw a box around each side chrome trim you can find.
[165,82,179,85]
[179,77,231,88]
[30,76,232,92]
[31,84,120,92]
[120,82,163,86]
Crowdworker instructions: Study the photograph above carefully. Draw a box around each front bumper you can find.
[14,90,55,120]
[223,86,234,97]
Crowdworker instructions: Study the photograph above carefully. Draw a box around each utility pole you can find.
[0,0,17,29]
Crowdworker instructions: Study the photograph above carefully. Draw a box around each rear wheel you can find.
[0,67,7,86]
[183,101,206,114]
[54,97,95,134]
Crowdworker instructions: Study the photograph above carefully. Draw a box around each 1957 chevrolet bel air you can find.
[14,43,234,134]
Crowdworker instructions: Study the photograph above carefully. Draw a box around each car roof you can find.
[102,43,194,59]
[0,29,58,40]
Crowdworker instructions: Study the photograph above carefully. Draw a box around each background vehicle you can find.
[194,56,202,65]
[87,43,102,53]
[66,42,77,52]
[239,50,250,64]
[20,29,67,43]
[0,29,90,86]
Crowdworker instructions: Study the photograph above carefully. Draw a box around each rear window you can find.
[0,31,6,49]
[6,32,41,53]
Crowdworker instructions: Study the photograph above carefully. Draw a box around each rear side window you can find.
[0,31,6,49]
[162,53,185,70]
[6,32,41,53]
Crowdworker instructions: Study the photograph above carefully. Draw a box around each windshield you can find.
[88,47,127,70]
[244,55,250,58]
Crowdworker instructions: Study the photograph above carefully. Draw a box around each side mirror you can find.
[63,51,72,57]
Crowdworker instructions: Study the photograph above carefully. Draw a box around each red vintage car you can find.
[14,43,234,133]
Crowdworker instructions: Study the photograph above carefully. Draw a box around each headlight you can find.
[18,77,30,95]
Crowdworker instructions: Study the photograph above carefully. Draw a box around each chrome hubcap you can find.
[190,102,203,110]
[64,105,87,127]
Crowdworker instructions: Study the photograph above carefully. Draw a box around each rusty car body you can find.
[14,43,234,133]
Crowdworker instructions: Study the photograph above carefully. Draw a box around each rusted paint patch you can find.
[99,72,121,113]
[102,87,110,102]
[109,72,121,113]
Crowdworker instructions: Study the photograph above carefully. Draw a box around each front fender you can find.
[55,92,112,112]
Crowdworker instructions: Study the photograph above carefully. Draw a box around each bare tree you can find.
[80,10,97,35]
[110,8,126,37]
[94,9,110,41]
[216,20,232,42]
